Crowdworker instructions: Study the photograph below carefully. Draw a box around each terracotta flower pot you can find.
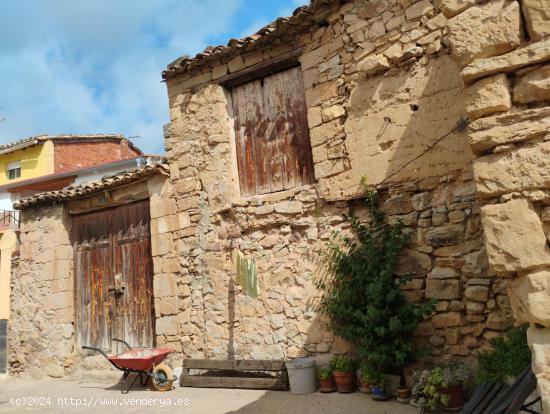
[359,378,372,393]
[397,386,411,399]
[333,371,356,393]
[439,385,465,411]
[319,375,336,393]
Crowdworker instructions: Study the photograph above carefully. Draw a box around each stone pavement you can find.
[0,376,418,414]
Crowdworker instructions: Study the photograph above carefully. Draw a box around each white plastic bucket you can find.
[285,357,317,394]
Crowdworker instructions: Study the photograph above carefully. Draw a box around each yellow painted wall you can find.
[0,141,54,186]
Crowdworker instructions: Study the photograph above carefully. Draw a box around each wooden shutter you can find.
[231,66,314,197]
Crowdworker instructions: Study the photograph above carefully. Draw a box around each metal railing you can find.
[0,210,19,229]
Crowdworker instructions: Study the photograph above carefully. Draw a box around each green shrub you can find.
[329,355,357,373]
[477,324,531,383]
[316,179,434,374]
[319,367,332,380]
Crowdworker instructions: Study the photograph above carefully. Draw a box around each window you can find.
[231,66,314,197]
[6,161,21,180]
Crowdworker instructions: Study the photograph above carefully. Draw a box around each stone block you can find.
[304,80,339,107]
[309,119,342,147]
[315,158,346,178]
[435,0,476,17]
[462,38,550,82]
[156,316,179,336]
[426,279,461,299]
[45,292,73,310]
[228,55,245,73]
[307,107,323,128]
[486,312,512,330]
[431,312,466,328]
[384,194,414,215]
[405,0,434,20]
[468,106,550,154]
[212,64,228,80]
[465,74,511,120]
[412,192,431,211]
[151,233,174,257]
[527,326,550,414]
[465,285,489,302]
[428,266,457,279]
[522,0,550,41]
[513,64,550,104]
[426,225,464,246]
[481,199,550,273]
[395,248,432,276]
[154,273,177,298]
[473,140,550,198]
[446,0,521,66]
[274,201,302,214]
[508,269,550,326]
[358,54,390,75]
[321,105,346,122]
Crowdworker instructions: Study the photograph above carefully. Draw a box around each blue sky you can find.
[0,0,307,154]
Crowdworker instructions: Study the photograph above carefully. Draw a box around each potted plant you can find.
[370,370,389,401]
[439,360,472,411]
[397,383,411,403]
[330,356,356,393]
[359,363,374,393]
[318,367,336,393]
[412,367,446,411]
[411,361,472,412]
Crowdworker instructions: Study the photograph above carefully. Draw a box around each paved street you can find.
[0,376,417,414]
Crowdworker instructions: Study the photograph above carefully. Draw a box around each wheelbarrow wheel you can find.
[151,363,173,392]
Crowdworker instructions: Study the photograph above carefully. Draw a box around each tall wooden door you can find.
[73,200,155,352]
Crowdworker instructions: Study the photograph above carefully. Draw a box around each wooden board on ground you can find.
[179,359,289,391]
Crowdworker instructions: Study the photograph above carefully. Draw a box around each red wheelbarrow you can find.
[83,338,175,393]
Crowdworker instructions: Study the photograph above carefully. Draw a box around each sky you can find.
[0,0,307,154]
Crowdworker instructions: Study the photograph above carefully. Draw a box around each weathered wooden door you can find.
[231,65,314,196]
[73,200,155,351]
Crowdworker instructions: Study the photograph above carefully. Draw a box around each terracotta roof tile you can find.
[14,164,169,210]
[163,0,347,80]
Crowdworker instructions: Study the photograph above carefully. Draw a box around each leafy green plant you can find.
[412,367,449,410]
[477,324,531,383]
[368,370,387,388]
[443,359,472,387]
[330,355,357,373]
[316,178,434,374]
[319,367,332,380]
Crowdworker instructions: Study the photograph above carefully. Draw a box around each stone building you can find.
[7,0,550,410]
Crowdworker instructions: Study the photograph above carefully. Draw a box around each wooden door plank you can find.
[244,80,269,195]
[262,71,287,192]
[282,67,315,186]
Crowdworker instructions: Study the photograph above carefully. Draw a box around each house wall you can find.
[158,0,514,368]
[0,141,54,187]
[54,140,140,174]
[7,176,170,379]
[438,0,550,409]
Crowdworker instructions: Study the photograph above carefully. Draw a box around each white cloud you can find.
[0,0,245,153]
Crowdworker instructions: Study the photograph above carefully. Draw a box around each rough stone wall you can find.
[8,205,75,378]
[438,0,550,409]
[160,0,513,369]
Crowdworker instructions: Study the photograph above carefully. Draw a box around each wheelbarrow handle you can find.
[82,345,110,359]
[112,338,132,350]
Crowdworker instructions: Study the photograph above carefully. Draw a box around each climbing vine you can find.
[316,177,434,374]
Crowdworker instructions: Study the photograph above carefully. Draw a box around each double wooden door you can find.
[73,200,155,352]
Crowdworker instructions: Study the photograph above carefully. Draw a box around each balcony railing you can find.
[0,210,19,229]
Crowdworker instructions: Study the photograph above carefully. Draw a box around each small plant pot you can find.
[359,378,372,393]
[319,375,336,393]
[333,371,356,393]
[371,385,385,396]
[439,385,465,412]
[397,386,411,399]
